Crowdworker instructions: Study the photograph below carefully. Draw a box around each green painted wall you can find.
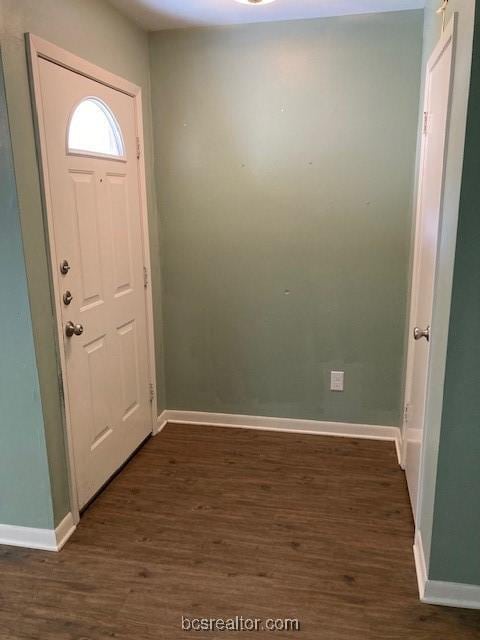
[0,56,54,529]
[0,0,166,526]
[150,11,423,425]
[429,1,480,585]
[414,0,476,573]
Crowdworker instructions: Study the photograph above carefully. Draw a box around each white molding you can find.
[134,89,159,431]
[0,512,76,552]
[414,529,480,610]
[394,433,403,467]
[27,35,140,97]
[413,529,428,599]
[424,581,480,610]
[156,410,401,452]
[155,409,169,435]
[54,512,76,550]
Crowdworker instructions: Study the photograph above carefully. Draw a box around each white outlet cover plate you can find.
[330,371,345,392]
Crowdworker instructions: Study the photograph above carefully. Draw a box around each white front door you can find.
[37,58,153,508]
[404,21,455,521]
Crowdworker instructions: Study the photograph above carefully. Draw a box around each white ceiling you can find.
[109,0,425,31]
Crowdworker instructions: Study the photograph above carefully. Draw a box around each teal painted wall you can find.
[0,56,54,529]
[0,0,166,526]
[150,11,423,425]
[429,1,480,585]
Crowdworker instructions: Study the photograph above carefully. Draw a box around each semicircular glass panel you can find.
[68,98,125,157]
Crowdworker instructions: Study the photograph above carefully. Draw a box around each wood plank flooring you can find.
[1,424,480,639]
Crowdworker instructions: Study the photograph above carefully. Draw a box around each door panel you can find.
[70,171,104,305]
[38,58,152,508]
[85,335,113,448]
[107,174,134,294]
[118,319,140,420]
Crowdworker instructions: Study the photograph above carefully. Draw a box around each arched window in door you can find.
[68,97,125,158]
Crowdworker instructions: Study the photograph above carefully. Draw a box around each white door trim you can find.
[401,16,456,518]
[26,34,157,524]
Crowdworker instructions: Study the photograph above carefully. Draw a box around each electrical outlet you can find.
[330,370,344,392]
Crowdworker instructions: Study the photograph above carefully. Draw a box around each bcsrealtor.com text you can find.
[182,616,301,632]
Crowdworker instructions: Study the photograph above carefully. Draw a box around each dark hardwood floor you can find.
[1,424,480,639]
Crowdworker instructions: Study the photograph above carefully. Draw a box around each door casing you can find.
[26,34,158,524]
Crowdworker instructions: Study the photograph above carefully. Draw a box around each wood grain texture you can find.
[1,424,479,639]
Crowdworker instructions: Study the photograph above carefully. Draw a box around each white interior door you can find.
[37,58,153,508]
[404,20,455,521]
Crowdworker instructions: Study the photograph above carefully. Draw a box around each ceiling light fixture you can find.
[234,0,277,5]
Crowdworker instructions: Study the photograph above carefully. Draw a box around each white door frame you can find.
[26,34,158,524]
[401,16,456,518]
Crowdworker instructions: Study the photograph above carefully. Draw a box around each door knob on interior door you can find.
[65,321,84,338]
[413,325,430,342]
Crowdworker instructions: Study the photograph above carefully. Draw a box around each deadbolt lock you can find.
[60,259,71,275]
[63,290,73,306]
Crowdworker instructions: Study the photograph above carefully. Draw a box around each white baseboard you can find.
[55,512,76,550]
[394,435,403,467]
[413,529,428,599]
[157,409,401,456]
[0,512,76,552]
[156,410,169,434]
[414,529,480,609]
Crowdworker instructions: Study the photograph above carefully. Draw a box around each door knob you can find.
[65,321,84,338]
[413,325,430,342]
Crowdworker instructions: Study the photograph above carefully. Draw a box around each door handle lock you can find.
[413,325,430,342]
[63,290,73,306]
[65,321,84,338]
[60,260,71,275]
